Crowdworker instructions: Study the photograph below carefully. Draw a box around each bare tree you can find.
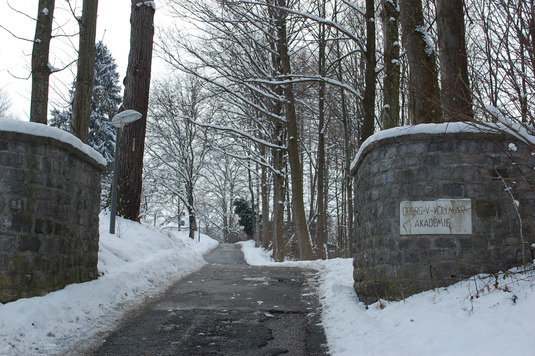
[381,0,401,128]
[160,0,300,258]
[468,0,535,126]
[0,89,12,118]
[30,0,55,124]
[161,0,371,258]
[314,0,328,259]
[71,0,99,143]
[437,0,473,122]
[361,0,377,141]
[399,0,442,123]
[275,0,314,260]
[198,151,247,242]
[146,76,211,239]
[117,0,156,221]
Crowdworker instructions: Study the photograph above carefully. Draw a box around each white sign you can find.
[400,200,472,235]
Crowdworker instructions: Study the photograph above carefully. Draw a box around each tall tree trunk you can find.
[30,0,55,124]
[117,0,155,221]
[342,91,354,257]
[276,1,313,260]
[272,115,286,261]
[71,0,99,143]
[260,144,271,249]
[436,0,473,122]
[529,0,535,79]
[222,194,229,242]
[399,0,442,124]
[268,2,285,260]
[247,160,257,242]
[316,0,327,260]
[187,184,197,240]
[334,4,354,256]
[361,0,377,141]
[381,0,401,129]
[272,135,285,262]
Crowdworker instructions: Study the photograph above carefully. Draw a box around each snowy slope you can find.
[0,213,218,355]
[240,241,535,356]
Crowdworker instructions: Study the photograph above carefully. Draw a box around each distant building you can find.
[162,212,189,231]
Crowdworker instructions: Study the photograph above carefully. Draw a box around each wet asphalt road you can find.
[89,244,329,356]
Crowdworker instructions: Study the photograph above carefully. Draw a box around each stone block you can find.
[441,183,464,197]
[459,237,473,249]
[434,237,456,249]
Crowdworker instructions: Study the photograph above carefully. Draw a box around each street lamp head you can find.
[111,110,142,128]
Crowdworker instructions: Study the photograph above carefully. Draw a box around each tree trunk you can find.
[334,22,354,256]
[316,1,327,260]
[222,194,229,242]
[272,131,285,262]
[117,0,155,221]
[381,0,401,129]
[276,1,313,260]
[361,0,377,142]
[187,185,197,240]
[247,161,257,242]
[260,144,271,249]
[399,0,442,124]
[30,0,55,124]
[71,0,99,143]
[342,90,354,257]
[436,0,473,122]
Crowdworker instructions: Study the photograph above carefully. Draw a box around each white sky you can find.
[0,0,175,121]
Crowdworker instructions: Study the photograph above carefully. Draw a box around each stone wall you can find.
[0,124,105,303]
[351,124,535,305]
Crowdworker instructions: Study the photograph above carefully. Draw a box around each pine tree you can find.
[50,41,122,168]
[88,41,122,167]
[233,197,254,239]
[50,41,122,208]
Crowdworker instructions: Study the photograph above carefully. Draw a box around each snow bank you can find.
[0,213,218,355]
[239,241,535,356]
[350,122,476,172]
[350,122,535,173]
[1,228,532,355]
[0,118,106,166]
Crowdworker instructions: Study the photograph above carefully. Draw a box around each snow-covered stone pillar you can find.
[351,123,535,305]
[0,120,105,303]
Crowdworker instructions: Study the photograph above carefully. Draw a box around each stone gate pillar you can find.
[351,123,535,304]
[0,120,105,303]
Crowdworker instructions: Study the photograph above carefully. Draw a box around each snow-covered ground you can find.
[0,213,218,355]
[0,218,533,355]
[239,240,535,356]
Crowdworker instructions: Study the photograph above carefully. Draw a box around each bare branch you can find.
[0,24,34,43]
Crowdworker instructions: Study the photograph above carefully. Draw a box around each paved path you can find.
[90,244,329,355]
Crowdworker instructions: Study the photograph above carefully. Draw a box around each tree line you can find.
[27,0,155,225]
[150,0,533,260]
[18,0,534,261]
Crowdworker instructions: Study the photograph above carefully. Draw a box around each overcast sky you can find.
[0,1,175,121]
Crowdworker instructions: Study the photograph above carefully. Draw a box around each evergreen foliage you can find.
[50,41,122,168]
[233,197,254,238]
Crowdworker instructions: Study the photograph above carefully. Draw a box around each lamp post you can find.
[109,110,142,234]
